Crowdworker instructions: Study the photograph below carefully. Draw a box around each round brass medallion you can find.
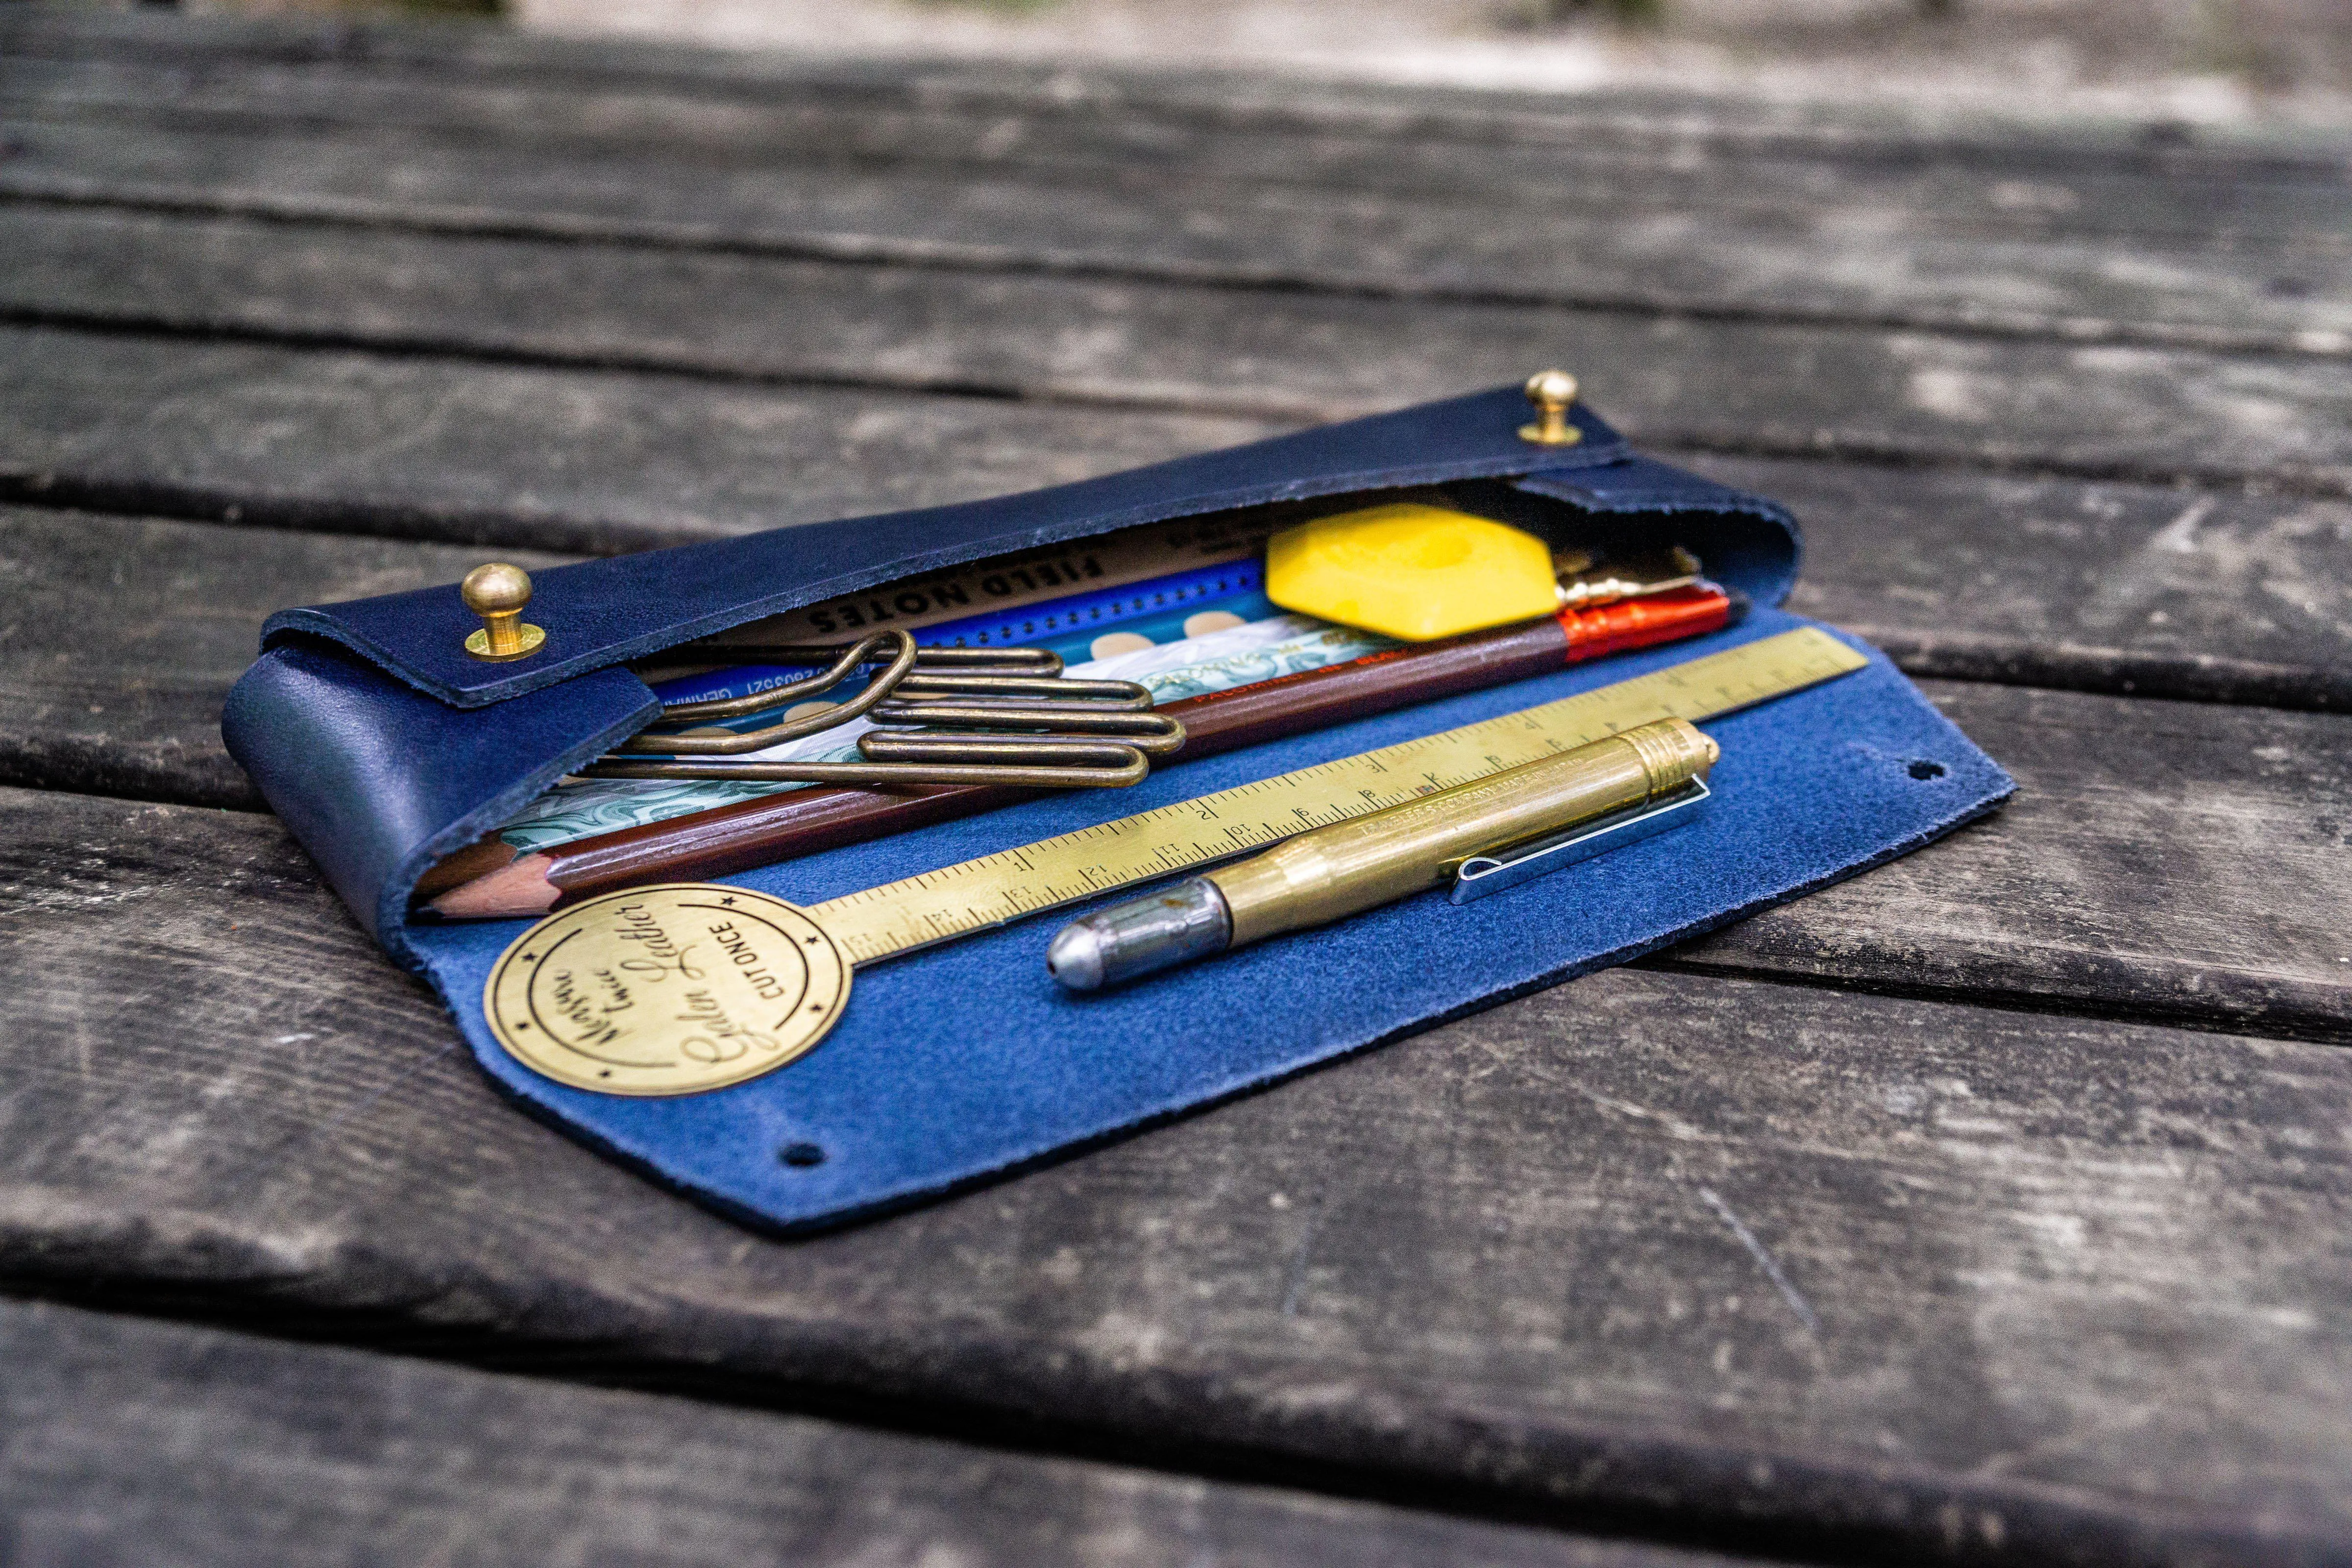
[484,884,850,1096]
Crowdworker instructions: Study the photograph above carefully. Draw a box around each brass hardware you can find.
[619,632,925,752]
[1048,718,1718,989]
[462,563,547,661]
[1518,369,1582,447]
[590,629,1178,789]
[633,642,1062,687]
[1556,545,1705,610]
[864,702,1185,753]
[484,885,850,1097]
[583,748,1153,791]
[1209,719,1714,947]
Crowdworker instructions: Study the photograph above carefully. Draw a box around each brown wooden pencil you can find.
[426,587,1735,918]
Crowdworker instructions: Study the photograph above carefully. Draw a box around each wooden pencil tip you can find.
[430,853,560,920]
[410,833,520,900]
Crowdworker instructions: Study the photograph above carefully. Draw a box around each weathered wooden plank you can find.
[3,1298,1705,1568]
[1663,680,2352,1041]
[7,49,2344,255]
[1,785,2347,1565]
[5,9,2346,220]
[2,304,2348,590]
[2,106,2343,354]
[12,2,2349,187]
[8,205,2352,494]
[0,509,575,808]
[1736,455,2352,713]
[0,325,1279,552]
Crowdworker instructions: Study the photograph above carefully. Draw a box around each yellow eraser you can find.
[1264,503,1557,641]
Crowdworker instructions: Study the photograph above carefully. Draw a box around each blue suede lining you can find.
[403,609,2012,1233]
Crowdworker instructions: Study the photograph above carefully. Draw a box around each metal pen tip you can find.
[1047,922,1108,991]
[1048,877,1234,992]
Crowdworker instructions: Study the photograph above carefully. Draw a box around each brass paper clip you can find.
[588,630,1182,789]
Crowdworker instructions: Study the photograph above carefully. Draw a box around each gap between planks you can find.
[0,1285,2261,1568]
[3,310,2348,515]
[7,293,2352,502]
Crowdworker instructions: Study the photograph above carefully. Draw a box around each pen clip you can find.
[1449,779,1710,904]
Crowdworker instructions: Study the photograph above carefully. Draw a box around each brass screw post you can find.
[1519,369,1582,447]
[462,563,548,662]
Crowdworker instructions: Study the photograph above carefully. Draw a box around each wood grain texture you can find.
[9,53,2343,254]
[3,130,2339,370]
[1722,455,2352,713]
[0,787,2347,1564]
[2,39,2346,353]
[7,205,2352,494]
[8,1,2346,185]
[1666,681,2352,1040]
[0,325,1278,552]
[0,509,575,808]
[2,1298,1708,1568]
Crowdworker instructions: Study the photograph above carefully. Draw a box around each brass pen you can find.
[1046,717,1718,991]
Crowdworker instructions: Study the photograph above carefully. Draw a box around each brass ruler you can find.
[809,627,1867,965]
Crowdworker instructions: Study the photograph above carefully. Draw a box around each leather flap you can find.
[261,385,1648,709]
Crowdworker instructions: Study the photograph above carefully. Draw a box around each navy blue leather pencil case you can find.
[225,383,2012,1231]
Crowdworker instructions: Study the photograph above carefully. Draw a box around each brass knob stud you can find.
[1519,369,1582,447]
[462,563,547,662]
